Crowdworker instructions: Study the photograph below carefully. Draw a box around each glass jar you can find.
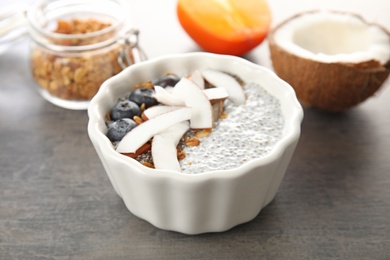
[26,0,146,110]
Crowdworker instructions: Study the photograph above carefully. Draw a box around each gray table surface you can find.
[1,0,390,259]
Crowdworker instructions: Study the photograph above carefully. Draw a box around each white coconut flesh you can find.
[273,11,390,65]
[152,122,190,172]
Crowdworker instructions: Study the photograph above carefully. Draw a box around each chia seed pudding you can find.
[180,83,284,174]
[105,70,284,174]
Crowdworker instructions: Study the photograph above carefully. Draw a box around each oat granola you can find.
[30,19,124,101]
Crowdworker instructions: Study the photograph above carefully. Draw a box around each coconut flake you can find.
[203,87,229,103]
[172,77,214,129]
[116,107,192,153]
[201,69,246,105]
[152,121,189,172]
[188,70,205,89]
[143,105,183,120]
[153,85,186,106]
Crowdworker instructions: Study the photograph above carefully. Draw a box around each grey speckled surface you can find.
[1,0,390,258]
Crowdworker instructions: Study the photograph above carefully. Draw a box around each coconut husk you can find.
[268,11,390,112]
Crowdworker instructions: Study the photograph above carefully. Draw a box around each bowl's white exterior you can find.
[88,53,303,234]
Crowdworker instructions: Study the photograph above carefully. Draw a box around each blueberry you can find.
[110,100,141,121]
[153,74,180,88]
[129,88,158,108]
[107,118,137,142]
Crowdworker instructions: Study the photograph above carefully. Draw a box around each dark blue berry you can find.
[153,74,180,88]
[129,88,158,108]
[110,100,141,121]
[107,118,137,142]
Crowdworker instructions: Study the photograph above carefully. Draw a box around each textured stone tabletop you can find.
[1,0,390,259]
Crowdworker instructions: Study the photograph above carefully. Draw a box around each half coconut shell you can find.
[269,11,390,112]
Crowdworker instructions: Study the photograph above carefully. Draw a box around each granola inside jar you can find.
[26,0,145,110]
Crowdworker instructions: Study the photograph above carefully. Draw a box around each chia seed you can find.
[180,82,284,174]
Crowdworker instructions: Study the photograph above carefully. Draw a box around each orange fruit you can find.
[177,0,271,56]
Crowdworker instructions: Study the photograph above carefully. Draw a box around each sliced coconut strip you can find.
[158,121,189,145]
[201,69,246,105]
[116,107,192,153]
[153,85,186,106]
[188,70,205,89]
[203,87,229,104]
[152,135,179,171]
[142,105,183,120]
[172,77,213,129]
[152,121,189,172]
[164,86,175,93]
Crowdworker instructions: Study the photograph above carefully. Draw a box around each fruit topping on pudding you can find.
[106,69,283,173]
[106,118,137,142]
[110,100,141,121]
[129,88,159,108]
[153,74,181,88]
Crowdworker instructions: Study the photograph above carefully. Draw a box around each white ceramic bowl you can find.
[87,52,303,234]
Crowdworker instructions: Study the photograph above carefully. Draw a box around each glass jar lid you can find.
[0,0,146,65]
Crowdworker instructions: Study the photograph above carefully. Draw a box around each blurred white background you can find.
[1,0,389,69]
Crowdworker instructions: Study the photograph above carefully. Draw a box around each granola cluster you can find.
[30,19,123,100]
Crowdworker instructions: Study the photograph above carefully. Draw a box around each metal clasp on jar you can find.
[117,28,147,70]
